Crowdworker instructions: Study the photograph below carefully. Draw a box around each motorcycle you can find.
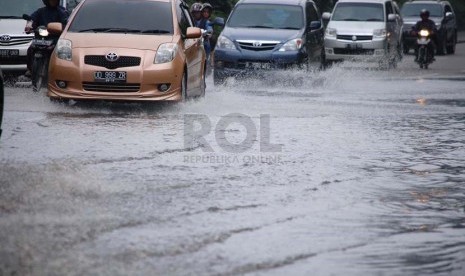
[23,14,59,93]
[415,29,434,69]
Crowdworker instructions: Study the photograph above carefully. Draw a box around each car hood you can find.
[221,27,301,42]
[0,19,30,36]
[64,33,175,50]
[403,17,441,25]
[328,21,385,35]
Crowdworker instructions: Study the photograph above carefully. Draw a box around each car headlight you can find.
[373,29,387,38]
[56,39,72,61]
[279,38,303,52]
[155,43,178,64]
[325,28,336,37]
[216,36,237,50]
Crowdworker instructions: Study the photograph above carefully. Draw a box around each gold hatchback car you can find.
[47,0,206,102]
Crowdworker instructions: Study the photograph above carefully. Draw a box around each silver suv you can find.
[323,0,403,68]
[0,0,80,72]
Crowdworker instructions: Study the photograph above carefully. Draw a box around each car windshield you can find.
[0,0,43,18]
[332,3,384,22]
[401,3,443,17]
[68,0,173,35]
[228,4,304,30]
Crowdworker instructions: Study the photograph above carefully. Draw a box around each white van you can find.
[323,0,403,68]
[0,0,80,72]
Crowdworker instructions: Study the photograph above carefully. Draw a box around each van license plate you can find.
[0,49,19,57]
[246,62,272,70]
[94,71,127,83]
[347,43,362,49]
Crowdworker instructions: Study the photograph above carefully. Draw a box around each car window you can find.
[228,4,304,30]
[0,0,43,18]
[306,3,319,22]
[68,0,174,35]
[332,3,384,22]
[401,4,443,17]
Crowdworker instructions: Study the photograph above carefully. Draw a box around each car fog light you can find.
[158,84,170,92]
[326,48,334,54]
[56,80,67,88]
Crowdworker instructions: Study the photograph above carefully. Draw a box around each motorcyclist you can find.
[24,0,69,76]
[190,3,203,23]
[411,9,437,61]
[199,3,214,58]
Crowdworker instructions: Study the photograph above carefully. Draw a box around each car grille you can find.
[84,55,141,69]
[0,36,33,46]
[237,41,279,51]
[82,82,140,93]
[334,48,374,55]
[337,35,373,41]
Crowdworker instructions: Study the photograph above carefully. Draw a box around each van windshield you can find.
[228,4,304,30]
[401,4,443,18]
[0,0,43,18]
[68,0,173,35]
[332,3,384,22]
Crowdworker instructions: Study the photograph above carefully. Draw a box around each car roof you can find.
[337,0,391,3]
[237,0,313,6]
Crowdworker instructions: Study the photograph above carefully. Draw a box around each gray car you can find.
[323,0,403,69]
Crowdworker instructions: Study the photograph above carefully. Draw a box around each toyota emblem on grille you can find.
[253,41,262,47]
[105,52,119,62]
[0,35,11,42]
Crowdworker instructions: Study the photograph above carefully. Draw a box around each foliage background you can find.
[186,0,464,30]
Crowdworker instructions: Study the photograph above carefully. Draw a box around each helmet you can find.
[190,3,203,13]
[42,0,49,6]
[420,9,430,18]
[201,3,213,12]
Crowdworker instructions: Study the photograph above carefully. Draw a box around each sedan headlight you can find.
[373,29,387,38]
[279,38,303,52]
[216,36,237,50]
[325,28,337,37]
[56,39,72,61]
[155,43,178,64]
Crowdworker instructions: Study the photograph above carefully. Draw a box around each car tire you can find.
[213,71,225,86]
[195,65,206,99]
[49,97,70,104]
[181,72,188,102]
[446,33,456,54]
[403,44,409,54]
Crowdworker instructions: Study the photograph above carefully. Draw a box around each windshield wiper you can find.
[281,27,301,30]
[343,18,360,21]
[0,15,23,19]
[246,25,274,29]
[366,18,382,22]
[78,28,141,33]
[140,29,171,34]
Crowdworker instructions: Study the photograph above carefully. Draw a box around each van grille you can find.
[337,35,373,41]
[84,55,141,69]
[82,82,140,93]
[0,36,33,46]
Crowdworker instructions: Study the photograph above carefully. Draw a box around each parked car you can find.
[0,68,3,138]
[323,0,403,69]
[47,0,206,102]
[213,0,325,85]
[0,0,76,72]
[401,0,457,55]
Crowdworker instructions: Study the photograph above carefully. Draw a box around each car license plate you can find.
[32,39,53,46]
[347,43,363,50]
[246,62,272,70]
[94,71,127,83]
[0,49,19,57]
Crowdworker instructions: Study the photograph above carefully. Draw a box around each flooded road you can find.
[1,48,465,275]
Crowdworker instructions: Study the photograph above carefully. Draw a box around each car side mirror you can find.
[445,12,454,19]
[309,21,322,30]
[387,14,396,22]
[186,27,202,39]
[322,12,331,21]
[47,22,63,35]
[212,17,225,27]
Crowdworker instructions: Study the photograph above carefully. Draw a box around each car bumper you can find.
[213,49,306,78]
[0,45,29,72]
[324,37,388,62]
[47,52,184,102]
